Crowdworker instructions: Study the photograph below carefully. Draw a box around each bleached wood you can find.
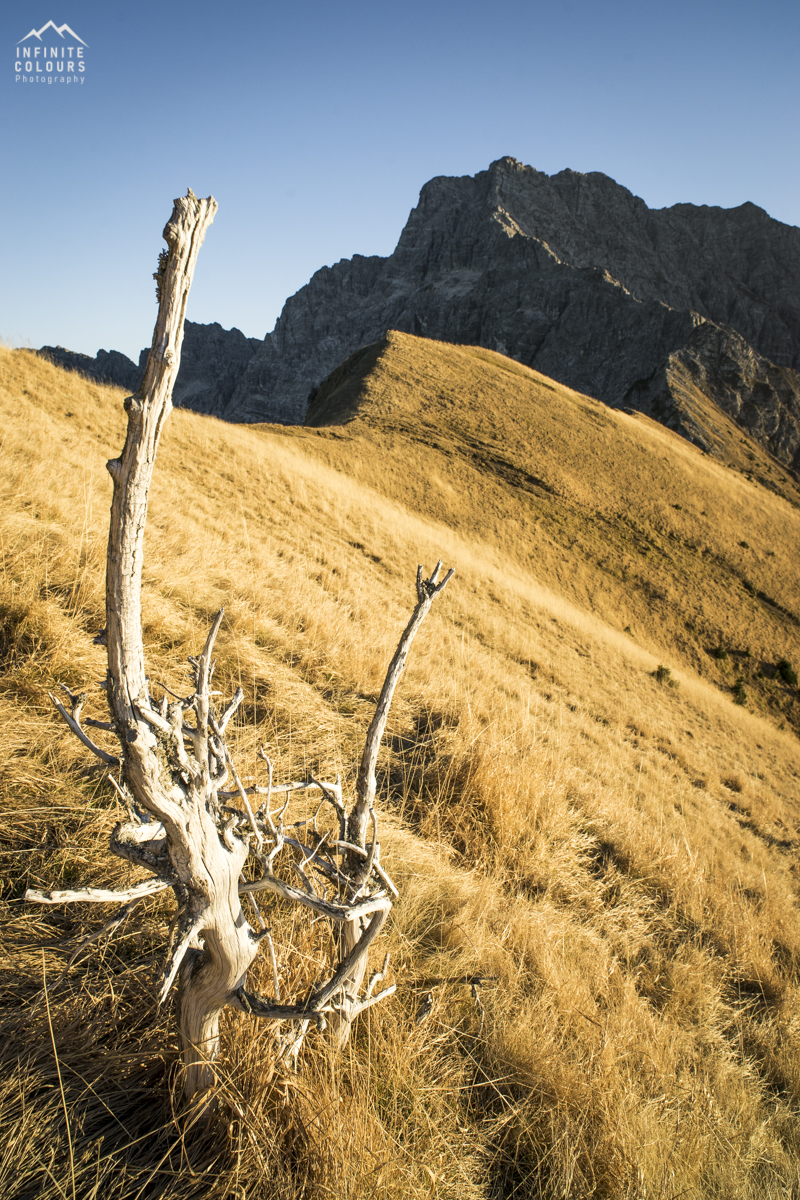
[349,563,453,843]
[331,561,453,1047]
[50,692,119,766]
[217,778,339,800]
[110,819,168,874]
[25,879,172,905]
[101,191,265,1099]
[23,188,454,1104]
[238,875,390,921]
[158,908,209,1004]
[104,193,218,757]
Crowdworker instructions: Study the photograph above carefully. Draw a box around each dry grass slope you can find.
[1,344,800,1199]
[299,331,800,732]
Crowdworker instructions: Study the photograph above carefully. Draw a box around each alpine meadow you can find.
[3,204,800,1196]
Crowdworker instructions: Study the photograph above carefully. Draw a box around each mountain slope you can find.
[42,159,800,469]
[289,331,800,732]
[3,346,800,1199]
[223,157,800,451]
[625,321,800,468]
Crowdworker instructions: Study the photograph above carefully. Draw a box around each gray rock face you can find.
[229,234,701,424]
[625,322,800,471]
[469,162,800,369]
[39,345,142,391]
[40,322,262,415]
[223,157,800,449]
[161,322,262,415]
[41,157,800,465]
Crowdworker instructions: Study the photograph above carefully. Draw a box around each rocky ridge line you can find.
[40,158,800,470]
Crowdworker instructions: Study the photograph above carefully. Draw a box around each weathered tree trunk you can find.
[99,191,263,1096]
[102,192,261,1094]
[24,190,454,1108]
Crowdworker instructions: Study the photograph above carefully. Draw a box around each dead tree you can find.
[24,191,453,1103]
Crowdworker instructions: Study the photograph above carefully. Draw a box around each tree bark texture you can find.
[24,189,454,1106]
[102,192,258,1095]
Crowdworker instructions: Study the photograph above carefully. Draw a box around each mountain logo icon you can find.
[14,19,88,85]
[17,21,87,46]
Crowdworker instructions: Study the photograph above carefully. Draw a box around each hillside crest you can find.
[41,159,800,469]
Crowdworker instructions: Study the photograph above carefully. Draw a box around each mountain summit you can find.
[43,158,800,469]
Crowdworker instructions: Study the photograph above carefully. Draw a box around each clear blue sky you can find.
[2,0,798,361]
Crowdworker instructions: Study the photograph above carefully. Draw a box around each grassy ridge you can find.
[297,331,800,733]
[1,344,800,1198]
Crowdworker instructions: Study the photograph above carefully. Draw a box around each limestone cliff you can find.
[624,322,800,471]
[41,158,800,466]
[39,345,142,392]
[225,157,800,460]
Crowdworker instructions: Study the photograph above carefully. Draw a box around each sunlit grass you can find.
[1,344,800,1198]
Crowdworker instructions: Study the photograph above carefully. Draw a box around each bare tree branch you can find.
[349,561,454,849]
[216,778,340,802]
[50,690,119,766]
[222,749,264,851]
[239,875,391,923]
[52,899,143,987]
[25,879,173,905]
[110,820,169,874]
[158,908,209,1004]
[262,928,280,1001]
[218,686,244,733]
[311,906,390,1011]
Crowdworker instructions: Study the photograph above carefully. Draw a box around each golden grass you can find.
[297,331,800,733]
[1,344,800,1198]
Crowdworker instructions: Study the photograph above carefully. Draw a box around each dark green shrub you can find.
[711,646,728,661]
[732,678,747,706]
[776,659,798,686]
[653,665,678,688]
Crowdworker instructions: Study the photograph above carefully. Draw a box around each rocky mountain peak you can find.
[41,159,800,471]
